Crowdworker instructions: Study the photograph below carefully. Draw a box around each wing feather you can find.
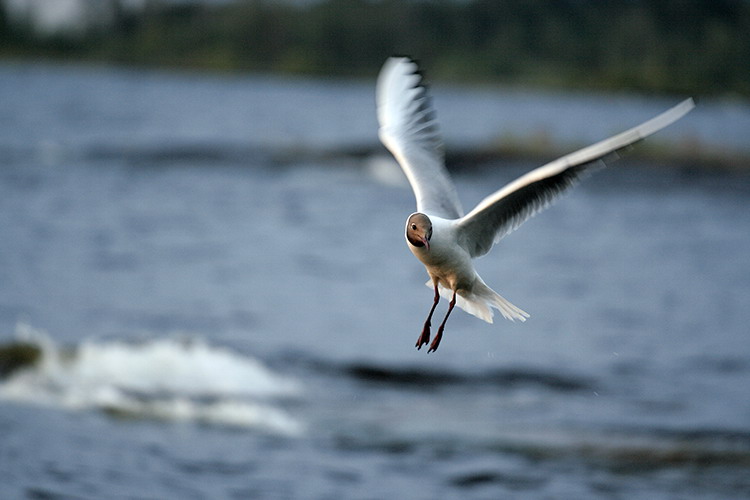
[456,98,695,257]
[377,57,463,219]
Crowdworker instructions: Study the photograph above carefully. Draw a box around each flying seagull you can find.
[376,56,694,353]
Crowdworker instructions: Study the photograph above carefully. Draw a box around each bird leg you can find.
[428,291,456,353]
[416,284,440,349]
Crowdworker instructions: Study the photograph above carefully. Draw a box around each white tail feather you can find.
[428,279,529,324]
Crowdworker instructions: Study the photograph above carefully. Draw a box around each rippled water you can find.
[1,63,749,499]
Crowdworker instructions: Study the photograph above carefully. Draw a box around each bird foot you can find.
[427,326,444,353]
[415,322,431,350]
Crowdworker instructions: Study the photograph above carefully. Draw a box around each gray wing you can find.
[377,57,463,219]
[456,98,695,258]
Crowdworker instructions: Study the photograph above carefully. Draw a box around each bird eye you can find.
[411,224,417,230]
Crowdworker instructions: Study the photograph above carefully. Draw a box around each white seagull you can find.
[376,56,694,352]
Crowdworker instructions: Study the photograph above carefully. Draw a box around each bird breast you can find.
[409,218,477,291]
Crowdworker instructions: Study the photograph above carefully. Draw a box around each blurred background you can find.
[1,1,749,499]
[1,0,750,96]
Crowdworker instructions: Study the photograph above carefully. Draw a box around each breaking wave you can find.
[0,325,304,435]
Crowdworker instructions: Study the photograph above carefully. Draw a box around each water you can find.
[1,62,749,499]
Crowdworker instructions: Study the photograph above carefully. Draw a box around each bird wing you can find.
[377,57,464,219]
[456,98,695,258]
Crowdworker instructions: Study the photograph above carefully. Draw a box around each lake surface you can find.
[1,62,749,499]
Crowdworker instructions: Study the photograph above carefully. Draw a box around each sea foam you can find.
[0,324,304,435]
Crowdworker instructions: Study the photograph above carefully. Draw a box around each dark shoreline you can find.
[2,0,749,98]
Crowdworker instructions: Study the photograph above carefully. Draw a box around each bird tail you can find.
[429,278,529,324]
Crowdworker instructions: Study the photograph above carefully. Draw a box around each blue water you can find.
[1,62,749,499]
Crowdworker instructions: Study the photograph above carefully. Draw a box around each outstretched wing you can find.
[456,98,695,258]
[377,57,463,219]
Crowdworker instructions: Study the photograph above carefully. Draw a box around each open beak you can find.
[421,237,430,251]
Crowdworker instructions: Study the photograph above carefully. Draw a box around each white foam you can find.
[0,325,304,435]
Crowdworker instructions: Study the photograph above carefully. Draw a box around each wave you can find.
[333,425,750,469]
[292,355,750,468]
[486,426,750,467]
[293,355,593,392]
[348,363,592,391]
[0,325,304,435]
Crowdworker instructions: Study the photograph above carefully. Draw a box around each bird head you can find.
[406,213,432,251]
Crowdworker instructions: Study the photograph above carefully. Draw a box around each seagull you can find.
[376,56,694,353]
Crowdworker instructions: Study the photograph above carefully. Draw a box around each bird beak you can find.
[422,237,430,251]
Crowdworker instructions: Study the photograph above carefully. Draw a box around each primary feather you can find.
[377,57,463,219]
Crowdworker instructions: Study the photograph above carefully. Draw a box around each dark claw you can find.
[427,325,444,353]
[415,321,431,349]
